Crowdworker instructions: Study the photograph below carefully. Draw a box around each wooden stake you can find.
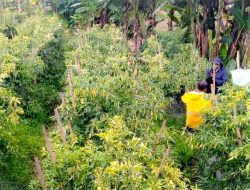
[153,120,166,152]
[211,84,216,102]
[75,54,81,75]
[236,51,240,69]
[212,64,216,94]
[60,92,65,107]
[156,145,172,179]
[67,71,76,112]
[68,122,73,135]
[233,37,244,140]
[54,109,67,144]
[211,64,217,104]
[234,104,242,146]
[34,157,47,190]
[42,127,56,164]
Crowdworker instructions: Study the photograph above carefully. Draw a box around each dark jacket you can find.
[206,67,227,86]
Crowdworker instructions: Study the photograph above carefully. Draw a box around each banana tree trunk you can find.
[211,0,224,58]
[132,11,140,56]
[201,7,209,57]
[100,8,107,28]
[242,31,250,67]
[124,0,130,40]
[188,0,196,47]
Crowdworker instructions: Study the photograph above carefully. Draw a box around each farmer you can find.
[182,81,212,133]
[206,57,227,94]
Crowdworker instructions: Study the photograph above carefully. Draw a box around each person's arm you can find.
[215,70,227,86]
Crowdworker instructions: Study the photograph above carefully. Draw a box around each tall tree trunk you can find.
[196,25,201,53]
[201,7,209,57]
[124,0,130,40]
[188,0,196,47]
[100,8,107,28]
[242,31,250,67]
[211,0,224,58]
[201,29,208,57]
[229,21,239,58]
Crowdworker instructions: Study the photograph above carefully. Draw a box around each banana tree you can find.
[70,0,118,27]
[124,0,131,39]
[229,5,250,61]
[129,0,171,55]
[70,0,99,27]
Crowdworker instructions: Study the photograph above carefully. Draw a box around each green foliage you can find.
[0,35,23,125]
[29,28,66,122]
[231,7,250,30]
[30,117,188,190]
[1,4,249,189]
[0,12,66,189]
[142,28,209,97]
[0,14,66,122]
[33,25,248,190]
[29,25,190,189]
[156,28,190,58]
[0,122,43,189]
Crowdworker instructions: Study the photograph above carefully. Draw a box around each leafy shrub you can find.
[141,33,209,100]
[156,28,189,58]
[0,123,42,189]
[1,14,66,122]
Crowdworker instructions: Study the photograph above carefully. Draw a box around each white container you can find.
[231,69,250,86]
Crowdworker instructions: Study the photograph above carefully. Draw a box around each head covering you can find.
[211,57,222,65]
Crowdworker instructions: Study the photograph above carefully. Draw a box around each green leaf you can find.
[75,6,89,13]
[231,7,249,29]
[212,37,216,45]
[231,7,244,25]
[219,44,228,60]
[71,3,82,8]
[208,29,213,55]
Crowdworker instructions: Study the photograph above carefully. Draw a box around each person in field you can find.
[206,57,227,94]
[182,81,212,133]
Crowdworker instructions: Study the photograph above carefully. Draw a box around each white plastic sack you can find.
[231,69,250,86]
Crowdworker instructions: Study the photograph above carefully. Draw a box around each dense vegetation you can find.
[0,0,249,190]
[0,11,67,189]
